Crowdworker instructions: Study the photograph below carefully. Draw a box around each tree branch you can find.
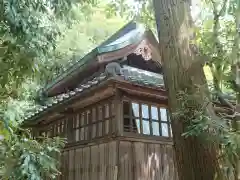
[218,0,228,17]
[210,0,228,18]
[214,106,232,114]
[209,0,218,17]
[216,92,235,110]
[218,111,240,119]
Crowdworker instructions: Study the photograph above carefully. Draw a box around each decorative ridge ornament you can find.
[134,40,152,61]
[105,62,122,77]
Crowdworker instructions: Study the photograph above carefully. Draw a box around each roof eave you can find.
[23,77,166,127]
[44,49,98,96]
[43,23,147,97]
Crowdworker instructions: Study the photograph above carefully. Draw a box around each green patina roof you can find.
[44,21,146,94]
[122,66,164,88]
[25,65,165,122]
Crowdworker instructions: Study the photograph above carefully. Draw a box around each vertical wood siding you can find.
[119,141,178,180]
[56,140,177,180]
[57,141,117,180]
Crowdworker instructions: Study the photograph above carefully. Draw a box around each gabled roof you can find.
[25,65,165,124]
[44,21,148,97]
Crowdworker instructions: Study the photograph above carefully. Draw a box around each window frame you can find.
[37,97,115,144]
[122,96,172,138]
[70,97,115,143]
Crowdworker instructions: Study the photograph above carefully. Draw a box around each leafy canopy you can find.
[0,0,128,179]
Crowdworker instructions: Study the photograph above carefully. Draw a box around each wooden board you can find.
[75,148,82,179]
[99,143,106,180]
[108,141,117,180]
[68,149,74,180]
[56,140,177,180]
[133,142,145,180]
[63,151,69,180]
[58,141,117,180]
[119,141,177,180]
[119,141,133,180]
[90,145,99,180]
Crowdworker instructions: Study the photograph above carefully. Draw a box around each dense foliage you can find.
[0,0,239,179]
[0,128,65,179]
[0,0,74,178]
[0,0,128,179]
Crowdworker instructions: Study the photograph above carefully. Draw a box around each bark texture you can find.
[153,0,222,179]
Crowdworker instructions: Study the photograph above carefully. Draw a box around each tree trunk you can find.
[152,0,222,179]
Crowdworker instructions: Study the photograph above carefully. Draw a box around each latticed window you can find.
[38,99,115,143]
[39,118,66,138]
[71,98,115,142]
[123,100,172,137]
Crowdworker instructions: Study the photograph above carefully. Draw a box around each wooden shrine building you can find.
[24,21,178,180]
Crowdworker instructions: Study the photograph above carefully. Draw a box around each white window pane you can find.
[92,108,96,122]
[132,103,139,117]
[151,106,158,120]
[61,123,64,133]
[76,116,80,127]
[80,128,84,140]
[142,104,149,118]
[98,122,102,136]
[85,127,88,140]
[105,104,109,118]
[58,125,60,134]
[75,129,79,141]
[152,121,160,136]
[160,108,167,121]
[81,113,85,126]
[105,120,109,134]
[135,119,141,133]
[98,106,103,120]
[161,123,169,137]
[170,124,173,137]
[142,120,150,135]
[92,124,96,138]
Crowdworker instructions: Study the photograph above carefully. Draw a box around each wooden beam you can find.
[114,89,123,136]
[26,79,116,126]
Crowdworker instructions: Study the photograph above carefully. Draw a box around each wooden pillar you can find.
[114,88,123,136]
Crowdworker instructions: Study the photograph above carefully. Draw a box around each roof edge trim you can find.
[44,21,147,96]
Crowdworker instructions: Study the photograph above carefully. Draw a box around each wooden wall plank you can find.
[128,142,133,180]
[68,149,74,180]
[144,143,150,180]
[148,143,157,180]
[90,145,99,180]
[105,143,110,180]
[75,148,81,179]
[133,142,145,180]
[56,140,177,180]
[130,142,178,180]
[154,144,163,180]
[79,148,84,180]
[62,151,68,180]
[86,147,90,180]
[162,145,169,180]
[82,147,86,180]
[99,143,106,180]
[167,145,176,180]
[108,141,117,180]
[119,141,133,180]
